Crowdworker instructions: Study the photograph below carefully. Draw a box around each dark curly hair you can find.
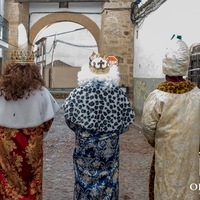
[0,62,45,101]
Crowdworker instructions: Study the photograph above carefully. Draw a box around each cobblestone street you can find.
[43,99,154,200]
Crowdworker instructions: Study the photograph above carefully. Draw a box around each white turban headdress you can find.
[162,38,190,76]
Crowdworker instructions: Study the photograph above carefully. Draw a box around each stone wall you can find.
[100,1,134,105]
[4,0,29,64]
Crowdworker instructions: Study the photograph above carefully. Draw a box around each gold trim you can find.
[156,80,196,94]
[11,50,34,64]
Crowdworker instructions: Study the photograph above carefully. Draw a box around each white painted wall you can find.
[18,24,28,48]
[29,2,101,67]
[134,0,200,79]
[29,2,102,28]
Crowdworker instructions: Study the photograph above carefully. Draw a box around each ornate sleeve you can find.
[141,92,161,147]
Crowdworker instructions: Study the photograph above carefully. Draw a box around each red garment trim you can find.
[165,75,186,82]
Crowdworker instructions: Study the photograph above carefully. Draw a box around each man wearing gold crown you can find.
[0,52,60,200]
[62,53,134,199]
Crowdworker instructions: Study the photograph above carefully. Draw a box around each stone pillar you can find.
[4,0,29,64]
[100,1,134,105]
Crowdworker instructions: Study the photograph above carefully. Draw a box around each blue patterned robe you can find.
[62,80,134,200]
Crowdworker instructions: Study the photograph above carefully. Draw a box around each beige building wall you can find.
[44,60,80,88]
[45,66,80,88]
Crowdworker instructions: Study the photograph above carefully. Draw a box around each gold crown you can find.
[89,52,110,74]
[11,50,35,63]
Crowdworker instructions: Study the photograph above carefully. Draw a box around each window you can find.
[59,2,69,8]
[0,0,4,17]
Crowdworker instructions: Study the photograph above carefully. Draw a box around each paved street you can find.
[43,99,154,200]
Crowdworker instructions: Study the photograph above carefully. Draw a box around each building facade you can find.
[0,0,9,71]
[3,0,134,105]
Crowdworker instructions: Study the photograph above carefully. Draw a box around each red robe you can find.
[0,119,53,200]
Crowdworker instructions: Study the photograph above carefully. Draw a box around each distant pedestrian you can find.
[0,51,60,200]
[141,36,200,200]
[62,53,134,199]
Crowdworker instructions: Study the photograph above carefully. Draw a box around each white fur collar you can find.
[0,87,60,128]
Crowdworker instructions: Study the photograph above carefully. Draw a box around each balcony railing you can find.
[0,15,8,43]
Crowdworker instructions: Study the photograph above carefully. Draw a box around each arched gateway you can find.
[29,12,101,91]
[29,12,100,51]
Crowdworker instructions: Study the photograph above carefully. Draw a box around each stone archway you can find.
[29,12,100,51]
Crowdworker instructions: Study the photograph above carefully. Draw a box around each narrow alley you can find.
[43,99,154,200]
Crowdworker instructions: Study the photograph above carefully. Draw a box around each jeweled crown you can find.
[89,52,109,74]
[11,50,35,63]
[89,52,118,74]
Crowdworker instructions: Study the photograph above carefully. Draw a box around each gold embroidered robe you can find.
[0,87,60,199]
[142,81,200,200]
[0,120,53,200]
